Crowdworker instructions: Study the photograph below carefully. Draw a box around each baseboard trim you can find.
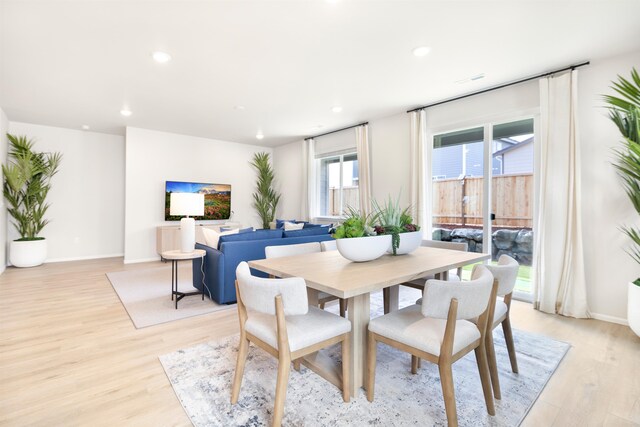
[590,312,629,326]
[45,253,124,264]
[123,256,161,264]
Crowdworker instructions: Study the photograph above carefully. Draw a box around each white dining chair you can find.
[266,242,347,317]
[384,239,468,313]
[320,240,337,252]
[231,262,351,427]
[480,254,520,400]
[367,265,498,427]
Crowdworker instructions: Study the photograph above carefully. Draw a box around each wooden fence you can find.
[433,173,532,228]
[328,186,359,216]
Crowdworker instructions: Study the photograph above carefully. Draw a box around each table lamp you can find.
[170,192,205,252]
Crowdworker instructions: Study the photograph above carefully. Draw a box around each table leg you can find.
[387,285,399,313]
[175,260,179,310]
[171,260,175,301]
[347,293,370,397]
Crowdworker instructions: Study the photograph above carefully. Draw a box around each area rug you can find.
[160,289,570,426]
[106,263,234,328]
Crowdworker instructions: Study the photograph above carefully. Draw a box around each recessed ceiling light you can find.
[332,106,343,113]
[256,133,264,140]
[234,105,245,110]
[81,125,90,130]
[152,51,172,63]
[412,46,431,57]
[120,109,132,117]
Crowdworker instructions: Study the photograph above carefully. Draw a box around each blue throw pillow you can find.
[303,223,322,228]
[219,229,283,247]
[283,227,330,238]
[276,219,296,229]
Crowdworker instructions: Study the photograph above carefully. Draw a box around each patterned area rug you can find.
[160,290,570,426]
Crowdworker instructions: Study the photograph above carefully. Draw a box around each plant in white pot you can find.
[604,68,640,337]
[2,134,62,267]
[332,207,391,262]
[372,195,422,255]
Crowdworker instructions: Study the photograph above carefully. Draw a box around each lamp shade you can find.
[170,192,205,217]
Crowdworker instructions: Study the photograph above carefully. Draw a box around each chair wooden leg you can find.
[339,299,346,317]
[474,344,496,416]
[366,330,377,402]
[417,357,422,368]
[319,302,326,310]
[485,330,501,400]
[438,362,458,427]
[502,317,519,373]
[341,335,350,402]
[293,358,301,372]
[272,353,291,427]
[411,355,419,374]
[231,336,249,404]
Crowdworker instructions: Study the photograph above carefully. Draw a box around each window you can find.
[317,152,359,217]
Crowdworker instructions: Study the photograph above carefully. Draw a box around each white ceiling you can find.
[1,0,639,147]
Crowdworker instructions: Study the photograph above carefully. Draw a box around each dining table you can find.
[248,245,491,396]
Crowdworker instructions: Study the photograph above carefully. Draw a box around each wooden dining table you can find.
[249,245,491,396]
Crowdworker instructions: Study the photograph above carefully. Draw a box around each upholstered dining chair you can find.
[231,262,351,427]
[265,242,347,317]
[383,239,468,314]
[320,240,337,252]
[480,254,520,400]
[367,265,498,427]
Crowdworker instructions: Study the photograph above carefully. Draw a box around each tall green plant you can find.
[249,152,280,229]
[2,134,62,240]
[605,68,640,285]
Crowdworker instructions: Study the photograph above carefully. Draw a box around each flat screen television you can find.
[165,181,231,221]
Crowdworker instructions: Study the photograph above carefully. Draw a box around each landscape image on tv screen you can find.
[165,181,231,221]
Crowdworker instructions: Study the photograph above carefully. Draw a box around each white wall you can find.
[578,50,640,322]
[8,122,125,262]
[124,127,272,263]
[273,140,304,219]
[0,108,8,273]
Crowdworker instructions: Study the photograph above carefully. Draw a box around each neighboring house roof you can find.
[493,136,533,157]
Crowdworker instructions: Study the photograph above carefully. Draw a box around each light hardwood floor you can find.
[0,257,638,426]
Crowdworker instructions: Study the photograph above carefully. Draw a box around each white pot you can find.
[388,230,424,255]
[336,234,392,262]
[629,281,640,337]
[9,239,47,268]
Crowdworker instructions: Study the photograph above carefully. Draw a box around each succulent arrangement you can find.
[332,195,420,255]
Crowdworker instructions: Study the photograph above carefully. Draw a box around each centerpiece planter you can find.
[337,234,391,262]
[629,282,640,337]
[10,239,47,268]
[388,230,423,255]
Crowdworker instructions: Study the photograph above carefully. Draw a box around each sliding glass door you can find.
[431,118,535,299]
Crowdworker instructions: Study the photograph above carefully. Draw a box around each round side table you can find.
[161,249,206,309]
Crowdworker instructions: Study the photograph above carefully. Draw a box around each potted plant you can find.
[2,134,62,267]
[604,67,640,337]
[332,207,391,262]
[372,195,422,255]
[249,152,280,229]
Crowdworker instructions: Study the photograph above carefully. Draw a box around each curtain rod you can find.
[305,122,368,140]
[406,61,590,113]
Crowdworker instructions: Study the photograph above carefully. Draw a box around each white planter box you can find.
[336,234,391,262]
[629,282,640,337]
[10,239,47,268]
[388,230,423,255]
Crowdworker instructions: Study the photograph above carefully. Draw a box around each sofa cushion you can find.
[202,227,238,249]
[220,226,253,233]
[284,221,305,231]
[283,227,330,238]
[276,219,296,229]
[219,229,284,246]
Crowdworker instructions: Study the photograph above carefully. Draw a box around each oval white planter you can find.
[629,282,640,337]
[336,234,392,262]
[388,230,424,255]
[10,239,47,268]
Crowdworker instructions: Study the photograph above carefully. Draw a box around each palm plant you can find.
[250,152,280,229]
[2,134,62,240]
[605,68,640,285]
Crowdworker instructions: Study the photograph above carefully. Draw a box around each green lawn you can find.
[461,262,532,293]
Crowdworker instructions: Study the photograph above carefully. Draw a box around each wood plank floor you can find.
[0,257,638,426]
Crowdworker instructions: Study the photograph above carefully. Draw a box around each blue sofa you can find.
[193,228,333,304]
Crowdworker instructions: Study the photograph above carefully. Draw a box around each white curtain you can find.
[301,138,316,221]
[355,124,372,218]
[410,109,430,233]
[533,70,590,318]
